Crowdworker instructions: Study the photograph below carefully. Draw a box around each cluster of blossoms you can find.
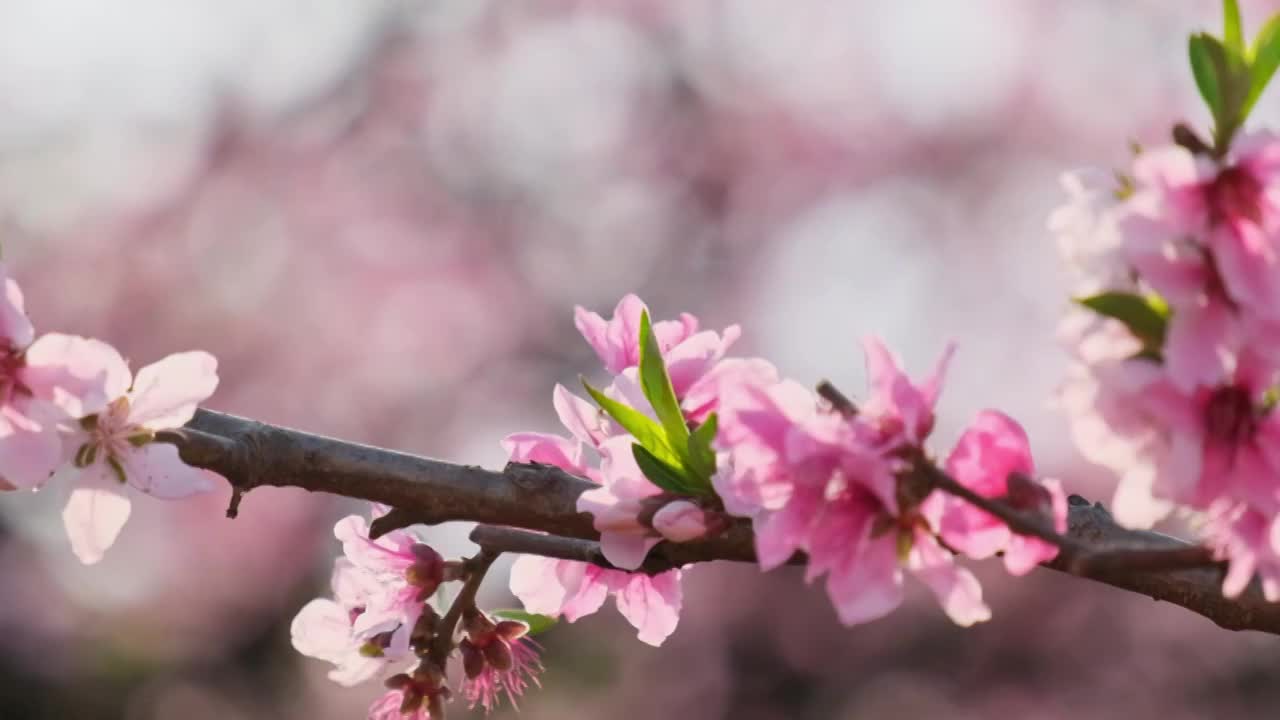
[292,507,542,718]
[297,295,1068,718]
[504,296,1067,640]
[1049,0,1280,597]
[0,264,219,564]
[1053,127,1280,598]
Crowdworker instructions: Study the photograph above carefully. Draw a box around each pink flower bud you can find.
[651,500,708,542]
[494,620,529,642]
[482,638,514,671]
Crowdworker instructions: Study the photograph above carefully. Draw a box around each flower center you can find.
[0,347,29,406]
[1208,165,1264,225]
[1204,384,1258,446]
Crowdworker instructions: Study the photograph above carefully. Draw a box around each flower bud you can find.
[651,500,709,542]
[406,543,445,597]
[482,637,514,671]
[460,638,486,679]
[494,620,529,642]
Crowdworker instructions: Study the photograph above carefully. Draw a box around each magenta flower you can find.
[720,336,990,626]
[939,410,1068,575]
[857,336,954,450]
[1115,137,1280,387]
[54,349,220,564]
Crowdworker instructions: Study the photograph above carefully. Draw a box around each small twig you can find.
[1070,545,1221,575]
[815,380,857,417]
[917,461,1091,556]
[429,550,498,668]
[469,525,748,575]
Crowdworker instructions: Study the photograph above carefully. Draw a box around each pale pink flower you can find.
[502,425,685,646]
[334,512,444,639]
[574,294,741,397]
[509,553,682,646]
[1056,316,1178,527]
[1206,502,1280,601]
[1048,168,1127,294]
[0,267,136,491]
[715,375,827,567]
[576,435,663,570]
[291,558,412,687]
[55,350,220,564]
[939,410,1068,575]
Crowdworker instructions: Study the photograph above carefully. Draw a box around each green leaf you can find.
[1191,32,1252,149]
[1224,0,1244,55]
[632,443,696,494]
[1075,292,1170,350]
[1191,32,1225,117]
[491,609,558,636]
[636,311,689,448]
[1245,15,1280,115]
[581,379,683,469]
[685,412,718,487]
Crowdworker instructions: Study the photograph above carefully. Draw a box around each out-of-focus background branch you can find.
[3,1,1280,718]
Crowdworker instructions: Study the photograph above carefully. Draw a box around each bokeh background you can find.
[1,0,1279,718]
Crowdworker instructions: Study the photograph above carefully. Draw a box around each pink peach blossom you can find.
[939,410,1068,575]
[502,419,685,646]
[55,349,220,564]
[509,553,682,646]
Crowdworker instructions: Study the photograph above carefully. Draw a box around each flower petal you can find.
[0,275,33,350]
[121,442,218,499]
[127,351,219,429]
[0,399,63,490]
[612,570,682,646]
[59,464,132,565]
[21,333,131,417]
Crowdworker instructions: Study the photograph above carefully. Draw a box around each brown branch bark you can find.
[167,408,1280,635]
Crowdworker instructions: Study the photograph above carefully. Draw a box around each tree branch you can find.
[166,409,1280,635]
